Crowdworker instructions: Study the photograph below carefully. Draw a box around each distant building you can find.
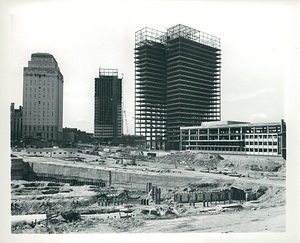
[135,24,221,150]
[22,53,64,143]
[62,127,78,144]
[180,119,286,159]
[62,127,94,145]
[94,68,122,144]
[10,103,23,147]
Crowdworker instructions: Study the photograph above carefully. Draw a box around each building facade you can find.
[10,103,23,147]
[22,53,64,143]
[180,120,286,159]
[94,68,122,144]
[135,24,221,150]
[62,127,94,146]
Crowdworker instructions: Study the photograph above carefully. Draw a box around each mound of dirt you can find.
[218,155,285,172]
[155,152,221,168]
[155,152,285,172]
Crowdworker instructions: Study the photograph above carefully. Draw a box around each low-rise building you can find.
[26,148,78,158]
[51,148,78,158]
[180,119,286,159]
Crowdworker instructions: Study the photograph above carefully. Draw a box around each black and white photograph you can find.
[1,0,299,242]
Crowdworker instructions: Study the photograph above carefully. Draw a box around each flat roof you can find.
[180,120,283,130]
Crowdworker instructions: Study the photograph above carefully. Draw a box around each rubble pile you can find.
[218,155,286,172]
[155,152,221,168]
[255,186,286,207]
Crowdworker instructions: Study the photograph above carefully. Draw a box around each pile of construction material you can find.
[218,155,285,172]
[155,152,221,168]
[155,152,285,172]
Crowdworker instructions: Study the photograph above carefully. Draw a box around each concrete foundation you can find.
[17,160,204,189]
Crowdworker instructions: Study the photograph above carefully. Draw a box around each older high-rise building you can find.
[94,68,122,144]
[135,24,221,150]
[22,53,64,143]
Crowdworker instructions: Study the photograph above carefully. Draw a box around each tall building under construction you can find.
[94,68,122,144]
[22,53,64,142]
[135,24,221,150]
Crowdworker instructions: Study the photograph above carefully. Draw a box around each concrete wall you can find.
[11,158,26,180]
[174,189,232,203]
[110,170,202,190]
[24,161,203,189]
[28,162,110,182]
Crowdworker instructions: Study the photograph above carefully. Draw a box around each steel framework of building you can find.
[166,24,221,150]
[135,28,167,150]
[134,24,221,150]
[94,68,122,144]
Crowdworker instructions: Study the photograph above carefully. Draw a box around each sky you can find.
[1,0,299,135]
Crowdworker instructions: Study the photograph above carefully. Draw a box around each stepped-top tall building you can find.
[94,68,122,144]
[22,53,64,143]
[135,24,221,150]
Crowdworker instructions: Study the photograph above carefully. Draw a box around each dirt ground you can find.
[11,151,286,234]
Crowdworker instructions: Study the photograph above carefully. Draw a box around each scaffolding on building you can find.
[134,24,221,150]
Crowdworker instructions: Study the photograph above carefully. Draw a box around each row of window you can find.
[245,141,277,145]
[182,134,278,140]
[24,101,54,106]
[28,151,75,154]
[24,79,55,87]
[186,147,278,153]
[24,126,54,131]
[182,127,281,135]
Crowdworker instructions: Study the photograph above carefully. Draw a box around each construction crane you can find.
[122,74,129,135]
[123,109,129,134]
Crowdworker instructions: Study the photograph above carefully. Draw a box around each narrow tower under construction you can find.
[94,68,122,144]
[134,24,221,150]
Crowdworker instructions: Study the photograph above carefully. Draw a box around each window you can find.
[53,152,56,154]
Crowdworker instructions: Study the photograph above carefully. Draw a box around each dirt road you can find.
[129,206,285,233]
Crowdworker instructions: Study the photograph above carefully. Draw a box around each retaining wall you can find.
[25,161,202,189]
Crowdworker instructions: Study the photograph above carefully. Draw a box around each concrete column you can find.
[158,188,161,204]
[108,171,112,187]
